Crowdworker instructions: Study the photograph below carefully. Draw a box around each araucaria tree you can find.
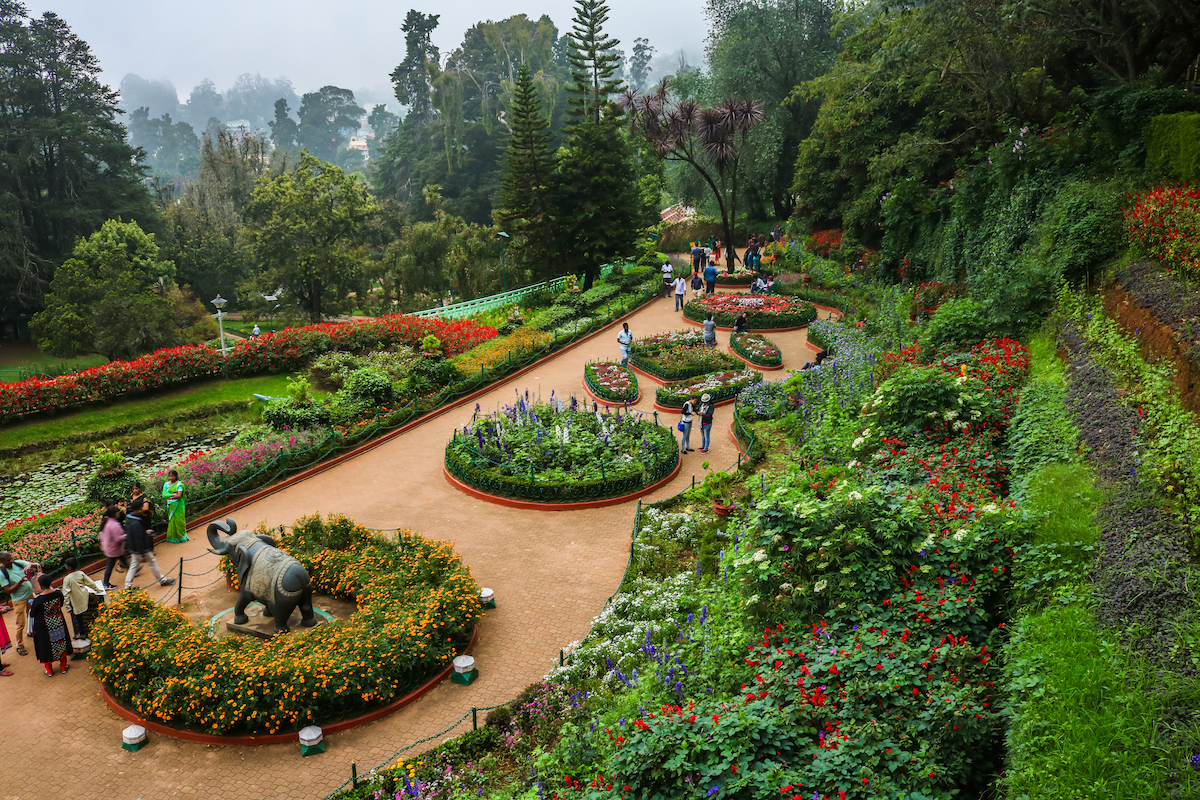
[242,153,378,322]
[622,83,762,267]
[565,0,623,127]
[496,64,557,280]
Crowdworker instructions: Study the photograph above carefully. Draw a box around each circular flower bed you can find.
[630,344,742,382]
[444,395,677,503]
[584,362,639,404]
[729,332,782,368]
[89,513,480,736]
[656,369,763,409]
[684,293,817,330]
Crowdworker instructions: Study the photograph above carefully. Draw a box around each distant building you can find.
[660,203,698,224]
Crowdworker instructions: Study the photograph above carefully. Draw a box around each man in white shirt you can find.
[616,322,633,366]
[673,273,688,311]
[661,262,674,297]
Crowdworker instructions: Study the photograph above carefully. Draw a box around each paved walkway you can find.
[0,290,830,800]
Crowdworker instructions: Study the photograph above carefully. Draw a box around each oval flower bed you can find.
[629,329,704,358]
[729,332,783,368]
[444,395,677,503]
[584,362,639,404]
[684,293,817,330]
[630,345,742,382]
[655,369,763,409]
[713,268,757,285]
[89,512,481,736]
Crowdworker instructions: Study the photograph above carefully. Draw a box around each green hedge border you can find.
[629,349,742,382]
[443,423,678,503]
[584,362,639,404]
[728,333,782,367]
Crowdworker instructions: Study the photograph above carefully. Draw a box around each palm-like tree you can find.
[621,79,763,267]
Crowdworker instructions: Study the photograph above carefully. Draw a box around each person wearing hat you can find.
[699,393,715,453]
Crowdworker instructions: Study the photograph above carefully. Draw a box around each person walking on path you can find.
[61,557,100,646]
[251,323,260,338]
[0,613,11,675]
[703,260,718,294]
[690,243,704,271]
[699,393,715,454]
[124,485,175,590]
[163,470,188,543]
[679,395,698,453]
[703,313,718,348]
[98,506,126,590]
[29,575,72,677]
[0,552,37,656]
[690,268,704,301]
[661,262,674,298]
[616,323,633,367]
[673,273,688,311]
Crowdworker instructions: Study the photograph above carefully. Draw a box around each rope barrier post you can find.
[351,763,358,789]
[559,649,564,666]
[472,707,478,730]
[177,558,183,605]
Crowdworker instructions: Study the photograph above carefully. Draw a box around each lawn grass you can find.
[0,351,108,381]
[0,372,298,450]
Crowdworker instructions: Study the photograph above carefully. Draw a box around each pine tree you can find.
[565,0,624,128]
[497,65,558,279]
[552,119,640,289]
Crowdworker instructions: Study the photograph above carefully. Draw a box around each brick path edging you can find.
[98,623,480,745]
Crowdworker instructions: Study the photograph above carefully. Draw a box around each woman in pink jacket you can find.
[98,506,126,590]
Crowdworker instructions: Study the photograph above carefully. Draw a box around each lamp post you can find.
[211,294,228,356]
[497,231,510,292]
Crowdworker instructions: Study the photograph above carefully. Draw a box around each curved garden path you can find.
[0,289,832,800]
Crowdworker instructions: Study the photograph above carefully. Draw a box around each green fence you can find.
[414,262,626,320]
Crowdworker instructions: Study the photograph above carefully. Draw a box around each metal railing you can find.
[413,263,625,320]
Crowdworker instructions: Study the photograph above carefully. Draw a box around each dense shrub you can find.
[1148,112,1200,182]
[262,398,332,431]
[921,297,991,355]
[1124,182,1200,275]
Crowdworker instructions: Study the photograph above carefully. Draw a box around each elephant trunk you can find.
[206,517,238,555]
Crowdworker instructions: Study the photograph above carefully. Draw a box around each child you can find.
[61,556,101,647]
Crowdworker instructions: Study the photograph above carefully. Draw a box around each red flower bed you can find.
[0,345,224,423]
[0,315,498,423]
[912,281,965,318]
[1124,183,1200,275]
[806,229,842,257]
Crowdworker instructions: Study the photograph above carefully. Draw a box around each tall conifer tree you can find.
[565,0,623,127]
[497,65,557,279]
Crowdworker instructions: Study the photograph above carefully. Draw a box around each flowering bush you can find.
[1124,183,1200,275]
[684,293,818,329]
[444,394,677,503]
[89,512,481,735]
[805,228,843,256]
[729,332,782,367]
[632,345,741,381]
[713,268,757,285]
[148,428,330,500]
[630,329,704,356]
[11,511,101,572]
[584,362,639,403]
[737,379,790,420]
[656,370,762,408]
[912,281,965,318]
[450,327,552,378]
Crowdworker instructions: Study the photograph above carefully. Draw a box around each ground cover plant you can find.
[684,293,818,329]
[90,512,480,735]
[631,344,741,382]
[1113,257,1200,365]
[584,362,639,404]
[444,393,678,503]
[728,332,781,367]
[655,369,762,409]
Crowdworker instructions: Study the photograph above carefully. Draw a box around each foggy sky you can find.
[28,0,707,103]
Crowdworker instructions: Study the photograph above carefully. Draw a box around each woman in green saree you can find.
[162,469,188,543]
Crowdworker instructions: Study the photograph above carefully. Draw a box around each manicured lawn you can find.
[0,347,108,381]
[0,372,298,449]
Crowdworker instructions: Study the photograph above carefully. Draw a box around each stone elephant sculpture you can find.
[206,518,316,633]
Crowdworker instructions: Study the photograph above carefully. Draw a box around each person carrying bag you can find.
[679,395,698,453]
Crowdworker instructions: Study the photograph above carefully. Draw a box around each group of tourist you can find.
[0,471,188,678]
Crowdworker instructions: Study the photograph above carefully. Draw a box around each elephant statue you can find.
[206,518,316,633]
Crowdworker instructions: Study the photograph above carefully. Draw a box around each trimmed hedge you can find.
[1148,112,1200,182]
[655,370,762,408]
